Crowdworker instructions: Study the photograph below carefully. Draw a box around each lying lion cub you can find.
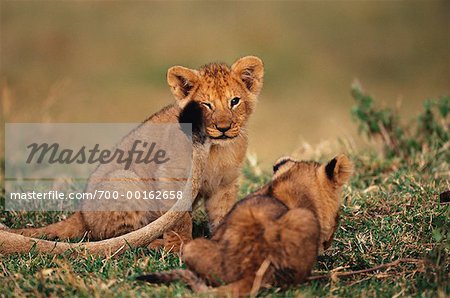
[137,154,353,296]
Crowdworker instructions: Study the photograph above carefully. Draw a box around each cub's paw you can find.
[148,239,164,250]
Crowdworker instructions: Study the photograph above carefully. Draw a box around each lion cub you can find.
[3,56,264,253]
[138,154,353,296]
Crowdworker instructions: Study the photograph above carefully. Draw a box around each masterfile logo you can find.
[5,123,193,212]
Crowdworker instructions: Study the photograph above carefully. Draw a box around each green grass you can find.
[1,94,449,297]
[1,148,448,297]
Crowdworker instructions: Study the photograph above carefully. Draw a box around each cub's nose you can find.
[216,124,232,133]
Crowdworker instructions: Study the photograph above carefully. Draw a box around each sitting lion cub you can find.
[137,154,353,296]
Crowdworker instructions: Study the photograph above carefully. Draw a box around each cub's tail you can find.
[136,269,208,292]
[4,212,87,240]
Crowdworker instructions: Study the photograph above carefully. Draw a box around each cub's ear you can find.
[167,66,199,102]
[231,56,264,95]
[325,154,353,186]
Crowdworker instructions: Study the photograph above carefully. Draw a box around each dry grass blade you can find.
[250,258,271,297]
[307,258,424,281]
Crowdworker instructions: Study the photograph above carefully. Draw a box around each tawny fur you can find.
[138,155,353,296]
[0,56,264,256]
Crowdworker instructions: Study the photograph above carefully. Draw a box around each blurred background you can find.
[1,1,449,167]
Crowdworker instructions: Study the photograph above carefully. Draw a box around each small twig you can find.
[250,258,271,297]
[0,260,10,277]
[307,258,424,281]
[378,122,399,154]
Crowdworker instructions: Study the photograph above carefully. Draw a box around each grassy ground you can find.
[1,95,449,296]
[1,147,449,297]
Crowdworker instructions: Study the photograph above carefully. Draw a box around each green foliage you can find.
[238,154,271,199]
[417,97,450,148]
[351,83,449,296]
[429,203,450,293]
[351,83,449,158]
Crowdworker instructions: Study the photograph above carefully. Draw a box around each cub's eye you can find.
[201,102,212,109]
[230,97,240,108]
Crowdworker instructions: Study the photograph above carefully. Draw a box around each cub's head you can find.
[272,154,353,192]
[168,56,264,143]
[270,154,353,251]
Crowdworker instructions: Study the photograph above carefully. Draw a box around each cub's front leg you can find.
[204,181,238,232]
